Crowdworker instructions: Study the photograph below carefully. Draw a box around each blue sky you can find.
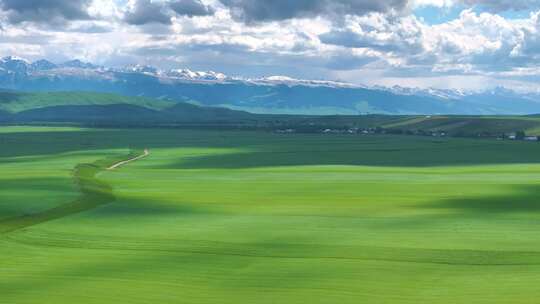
[414,3,531,24]
[1,0,540,91]
[414,4,464,24]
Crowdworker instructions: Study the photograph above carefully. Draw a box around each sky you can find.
[1,0,540,91]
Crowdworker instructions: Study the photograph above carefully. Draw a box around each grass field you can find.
[3,126,540,303]
[0,91,175,113]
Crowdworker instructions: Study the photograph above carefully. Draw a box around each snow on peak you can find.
[1,56,30,64]
[265,75,296,82]
[255,75,357,88]
[0,56,525,98]
[166,69,228,81]
[124,64,159,74]
[0,56,31,74]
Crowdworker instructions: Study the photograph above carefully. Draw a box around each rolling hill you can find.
[0,91,172,113]
[381,116,540,137]
[0,90,252,124]
[3,89,540,137]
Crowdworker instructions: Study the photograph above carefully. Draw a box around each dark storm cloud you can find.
[460,0,540,11]
[218,0,409,23]
[124,0,216,25]
[0,0,92,24]
[169,0,215,17]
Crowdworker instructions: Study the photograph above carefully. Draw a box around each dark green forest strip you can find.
[0,150,144,234]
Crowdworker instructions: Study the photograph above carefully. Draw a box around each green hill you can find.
[3,90,540,137]
[0,90,252,124]
[382,116,540,136]
[0,91,173,113]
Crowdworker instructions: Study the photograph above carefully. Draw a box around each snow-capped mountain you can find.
[0,56,30,74]
[166,69,228,81]
[123,64,159,75]
[31,59,58,71]
[1,56,540,115]
[251,75,359,89]
[0,57,98,73]
[60,59,100,70]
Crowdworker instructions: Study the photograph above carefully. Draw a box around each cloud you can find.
[319,14,425,54]
[0,33,55,45]
[67,22,113,33]
[412,0,455,8]
[169,0,215,17]
[124,0,216,25]
[508,12,540,57]
[124,0,172,25]
[427,10,526,70]
[3,0,540,91]
[0,0,92,24]
[316,7,540,81]
[219,0,409,23]
[323,50,379,70]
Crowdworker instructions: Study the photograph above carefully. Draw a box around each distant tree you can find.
[516,131,526,140]
[374,127,384,134]
[387,129,403,135]
[454,131,469,138]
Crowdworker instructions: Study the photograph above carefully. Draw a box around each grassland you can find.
[0,91,175,113]
[3,126,540,303]
[381,115,540,136]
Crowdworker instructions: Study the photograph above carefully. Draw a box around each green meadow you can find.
[3,126,540,303]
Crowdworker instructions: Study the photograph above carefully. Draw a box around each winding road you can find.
[108,149,149,170]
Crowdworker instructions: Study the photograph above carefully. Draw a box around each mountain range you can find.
[1,56,540,115]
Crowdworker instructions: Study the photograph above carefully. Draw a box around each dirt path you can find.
[107,149,149,170]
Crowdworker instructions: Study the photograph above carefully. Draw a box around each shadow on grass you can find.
[0,177,72,193]
[359,184,540,232]
[0,151,147,234]
[0,176,79,221]
[424,184,540,215]
[173,140,540,169]
[0,164,112,233]
[86,197,204,218]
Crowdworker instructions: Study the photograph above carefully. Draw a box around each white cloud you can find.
[1,0,540,90]
[411,0,456,8]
